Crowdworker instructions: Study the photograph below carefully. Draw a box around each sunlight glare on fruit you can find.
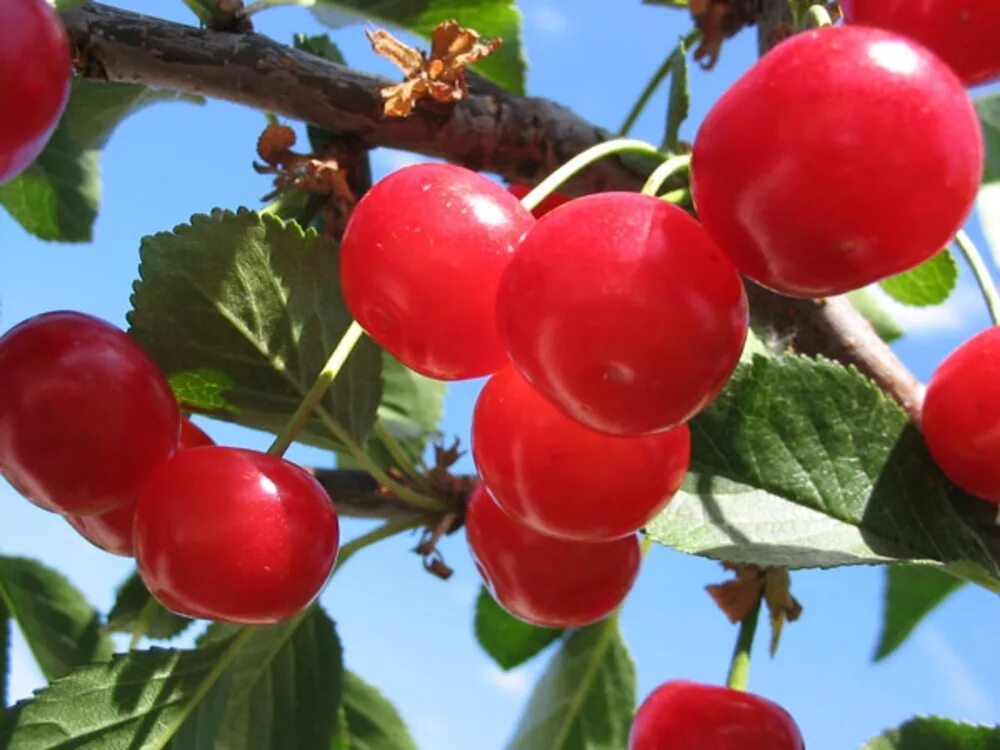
[868,39,920,75]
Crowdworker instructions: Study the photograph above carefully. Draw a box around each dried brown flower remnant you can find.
[367,20,502,117]
[253,123,357,235]
[706,563,803,656]
[688,0,755,69]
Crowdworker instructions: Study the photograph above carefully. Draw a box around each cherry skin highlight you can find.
[507,183,572,218]
[841,0,1000,86]
[341,163,534,380]
[472,366,690,541]
[66,417,215,557]
[922,327,1000,503]
[496,192,747,436]
[629,681,804,750]
[691,26,983,298]
[135,447,339,624]
[0,312,181,515]
[465,483,641,628]
[0,0,72,183]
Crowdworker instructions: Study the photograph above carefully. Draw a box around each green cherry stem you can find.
[618,29,700,137]
[804,4,834,28]
[268,321,365,456]
[726,597,762,692]
[128,595,160,651]
[641,154,692,197]
[519,138,663,213]
[373,419,431,489]
[315,405,446,512]
[179,0,216,25]
[954,229,1000,326]
[333,516,428,575]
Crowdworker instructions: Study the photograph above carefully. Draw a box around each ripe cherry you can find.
[472,366,690,541]
[135,447,339,624]
[629,681,804,750]
[465,483,641,628]
[341,163,534,380]
[0,0,72,183]
[496,192,747,436]
[691,26,983,298]
[507,183,572,217]
[65,417,215,557]
[922,327,1000,502]
[0,312,180,515]
[840,0,1000,87]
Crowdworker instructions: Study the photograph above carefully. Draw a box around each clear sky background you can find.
[2,2,999,748]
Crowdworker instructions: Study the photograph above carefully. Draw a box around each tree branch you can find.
[63,1,925,422]
[311,468,429,520]
[63,2,650,195]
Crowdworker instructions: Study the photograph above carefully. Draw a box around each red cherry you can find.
[65,417,215,557]
[341,163,534,380]
[465,483,641,628]
[629,681,804,750]
[922,327,1000,502]
[472,366,690,541]
[841,0,1000,86]
[691,26,982,298]
[507,183,572,218]
[135,447,339,624]
[496,192,747,436]
[0,312,180,515]
[0,0,72,183]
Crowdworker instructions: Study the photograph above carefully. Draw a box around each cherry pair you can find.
[0,312,339,624]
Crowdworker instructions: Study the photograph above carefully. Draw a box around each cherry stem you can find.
[804,4,833,28]
[954,230,1000,326]
[641,154,692,197]
[519,138,663,213]
[268,321,365,456]
[618,29,700,138]
[315,407,447,512]
[373,419,431,489]
[179,0,220,25]
[726,597,762,692]
[333,516,428,574]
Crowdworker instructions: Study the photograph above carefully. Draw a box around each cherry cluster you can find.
[0,312,340,625]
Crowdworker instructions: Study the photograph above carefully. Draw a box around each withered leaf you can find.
[366,20,502,118]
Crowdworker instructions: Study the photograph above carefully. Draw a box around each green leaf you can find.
[0,80,200,242]
[506,619,635,750]
[647,356,1000,581]
[311,0,525,94]
[294,32,346,65]
[847,290,904,343]
[1,596,9,706]
[174,608,343,749]
[880,251,958,307]
[861,717,1000,750]
[5,637,242,747]
[379,352,447,443]
[341,671,418,750]
[104,572,192,642]
[475,588,563,671]
[128,209,382,449]
[874,566,964,661]
[663,40,690,152]
[0,556,112,681]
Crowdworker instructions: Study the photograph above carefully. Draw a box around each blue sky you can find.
[2,1,999,748]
